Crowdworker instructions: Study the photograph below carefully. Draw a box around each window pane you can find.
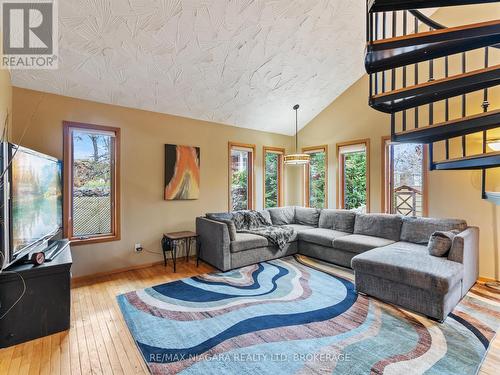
[343,151,367,211]
[72,131,112,236]
[265,152,279,208]
[231,149,250,210]
[309,151,326,209]
[390,143,424,217]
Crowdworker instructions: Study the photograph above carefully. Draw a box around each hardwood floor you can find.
[0,259,498,375]
[0,259,214,375]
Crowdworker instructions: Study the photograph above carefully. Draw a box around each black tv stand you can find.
[0,243,72,348]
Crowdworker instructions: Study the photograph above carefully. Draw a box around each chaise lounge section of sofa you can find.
[196,206,479,321]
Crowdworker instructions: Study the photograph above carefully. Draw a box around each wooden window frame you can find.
[63,121,121,245]
[381,136,428,216]
[228,142,255,211]
[302,145,328,208]
[336,139,370,212]
[263,146,285,208]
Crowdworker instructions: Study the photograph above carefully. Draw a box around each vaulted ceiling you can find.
[12,0,367,135]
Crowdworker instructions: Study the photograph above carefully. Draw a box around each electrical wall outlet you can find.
[134,243,143,252]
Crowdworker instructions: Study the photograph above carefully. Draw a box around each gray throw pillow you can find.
[258,210,273,226]
[428,230,459,257]
[267,207,295,225]
[206,212,233,221]
[353,213,403,241]
[295,207,320,226]
[206,213,237,241]
[318,209,356,232]
[220,220,237,241]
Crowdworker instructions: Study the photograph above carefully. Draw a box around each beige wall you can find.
[0,39,12,137]
[12,88,294,277]
[296,4,500,280]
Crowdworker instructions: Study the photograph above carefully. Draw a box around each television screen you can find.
[10,145,62,256]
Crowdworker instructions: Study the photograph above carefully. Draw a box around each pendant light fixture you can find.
[284,104,310,165]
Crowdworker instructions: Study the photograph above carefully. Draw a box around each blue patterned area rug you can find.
[117,256,500,374]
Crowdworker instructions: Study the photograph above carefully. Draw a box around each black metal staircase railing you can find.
[370,64,500,113]
[366,1,500,203]
[368,0,500,13]
[366,20,500,73]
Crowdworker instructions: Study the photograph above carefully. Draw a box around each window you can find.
[337,139,370,212]
[228,142,255,211]
[263,147,284,208]
[382,137,427,217]
[63,122,120,244]
[303,145,327,208]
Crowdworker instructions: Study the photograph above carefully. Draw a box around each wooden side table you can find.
[161,231,199,272]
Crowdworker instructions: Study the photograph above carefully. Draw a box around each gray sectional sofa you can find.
[196,206,479,321]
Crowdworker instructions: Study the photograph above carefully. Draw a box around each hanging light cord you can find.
[295,108,298,153]
[293,104,300,153]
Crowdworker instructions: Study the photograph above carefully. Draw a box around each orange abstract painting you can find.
[164,145,200,200]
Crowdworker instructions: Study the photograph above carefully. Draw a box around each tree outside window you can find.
[72,131,113,236]
[229,144,254,211]
[63,122,120,244]
[337,140,369,213]
[343,152,367,210]
[264,148,283,208]
[304,147,327,209]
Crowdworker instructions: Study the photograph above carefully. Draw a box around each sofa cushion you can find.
[230,233,269,253]
[299,228,350,247]
[295,207,320,226]
[283,224,315,242]
[354,214,402,241]
[400,216,467,244]
[318,209,356,233]
[383,241,428,252]
[283,224,315,232]
[333,234,395,254]
[267,206,295,225]
[351,242,464,293]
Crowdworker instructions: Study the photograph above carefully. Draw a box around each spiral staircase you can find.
[365,0,500,203]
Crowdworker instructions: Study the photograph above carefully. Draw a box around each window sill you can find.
[69,235,120,246]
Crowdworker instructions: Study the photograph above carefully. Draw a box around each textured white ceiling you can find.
[11,0,367,135]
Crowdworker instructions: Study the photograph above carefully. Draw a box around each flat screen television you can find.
[1,143,62,269]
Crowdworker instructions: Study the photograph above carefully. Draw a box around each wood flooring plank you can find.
[73,288,91,375]
[81,284,112,375]
[0,346,15,374]
[27,338,42,375]
[87,280,123,375]
[6,344,22,375]
[49,334,60,375]
[68,290,82,375]
[38,336,52,375]
[59,332,70,375]
[92,278,134,375]
[79,284,103,375]
[97,275,143,374]
[18,339,33,375]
